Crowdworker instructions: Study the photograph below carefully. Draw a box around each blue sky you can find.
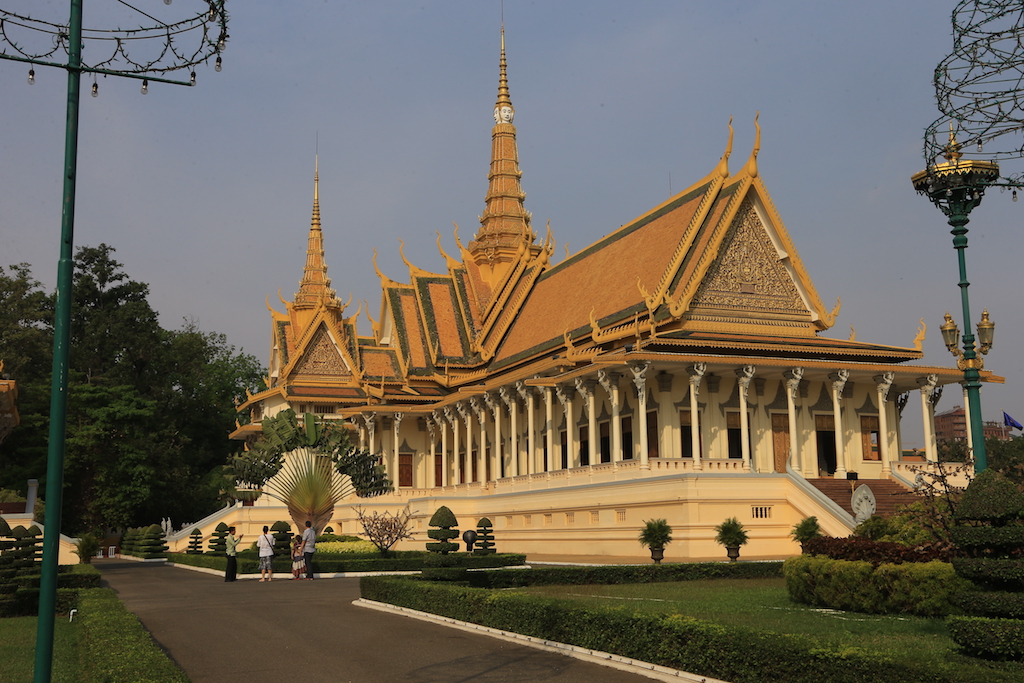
[1,1,1022,446]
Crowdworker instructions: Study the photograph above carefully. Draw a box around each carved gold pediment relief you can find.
[292,324,351,379]
[687,198,808,318]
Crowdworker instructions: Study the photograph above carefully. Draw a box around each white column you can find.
[735,365,755,472]
[457,403,472,482]
[445,407,460,485]
[829,369,850,478]
[484,392,502,480]
[575,377,597,466]
[687,363,706,471]
[393,412,404,486]
[600,370,622,462]
[427,416,437,488]
[438,410,450,486]
[555,384,576,468]
[544,386,555,472]
[630,362,650,469]
[918,375,938,462]
[875,372,895,475]
[501,387,518,477]
[784,368,804,474]
[469,396,486,482]
[517,381,534,475]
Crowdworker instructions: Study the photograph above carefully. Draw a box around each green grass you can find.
[0,617,82,683]
[523,578,1024,680]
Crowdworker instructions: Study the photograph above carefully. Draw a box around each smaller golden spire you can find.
[943,122,963,162]
[494,25,513,124]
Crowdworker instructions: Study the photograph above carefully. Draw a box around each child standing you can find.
[291,534,304,580]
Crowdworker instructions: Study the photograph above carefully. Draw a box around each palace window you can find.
[599,421,611,463]
[647,410,660,458]
[815,414,837,475]
[621,416,634,459]
[861,416,881,461]
[578,425,590,466]
[752,506,772,519]
[560,430,569,469]
[566,511,575,524]
[726,411,748,459]
[679,410,702,458]
[590,510,600,524]
[398,453,413,487]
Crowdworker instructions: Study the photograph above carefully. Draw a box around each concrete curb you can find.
[353,598,731,683]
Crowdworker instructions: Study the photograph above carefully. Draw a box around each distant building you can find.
[935,405,1010,442]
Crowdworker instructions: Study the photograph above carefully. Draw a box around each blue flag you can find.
[1004,412,1024,431]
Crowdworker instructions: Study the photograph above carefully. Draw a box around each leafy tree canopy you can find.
[0,244,266,533]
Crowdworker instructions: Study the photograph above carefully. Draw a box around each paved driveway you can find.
[97,560,655,683]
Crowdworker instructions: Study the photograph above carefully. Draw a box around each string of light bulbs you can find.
[924,0,1024,189]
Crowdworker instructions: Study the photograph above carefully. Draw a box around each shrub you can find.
[208,522,229,555]
[955,469,1024,524]
[474,518,495,555]
[74,532,101,564]
[783,555,966,616]
[801,536,955,566]
[426,506,459,554]
[714,517,747,547]
[316,540,377,554]
[947,616,1024,660]
[791,517,823,547]
[638,519,673,549]
[852,515,891,541]
[271,520,293,554]
[952,590,1024,620]
[186,528,203,554]
[951,558,1024,590]
[317,533,362,543]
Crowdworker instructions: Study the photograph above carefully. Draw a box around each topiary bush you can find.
[426,506,459,555]
[186,528,203,554]
[801,536,955,566]
[947,469,1024,659]
[136,524,168,559]
[474,518,495,555]
[271,520,293,555]
[208,522,229,555]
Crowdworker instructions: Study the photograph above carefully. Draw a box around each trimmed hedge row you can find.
[166,551,526,574]
[77,588,189,682]
[465,561,782,589]
[0,587,79,618]
[783,555,967,616]
[359,576,967,683]
[0,565,100,617]
[952,558,1024,590]
[953,591,1024,620]
[947,616,1024,661]
[802,536,955,565]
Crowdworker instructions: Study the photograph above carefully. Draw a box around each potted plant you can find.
[790,516,822,553]
[714,517,748,562]
[638,518,672,564]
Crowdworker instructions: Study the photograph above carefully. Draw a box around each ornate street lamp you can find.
[913,129,997,472]
[0,4,228,681]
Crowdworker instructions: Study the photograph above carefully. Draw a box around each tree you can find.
[0,245,267,533]
[230,409,392,534]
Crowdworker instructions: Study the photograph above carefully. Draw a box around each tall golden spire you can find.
[294,154,337,308]
[469,25,536,279]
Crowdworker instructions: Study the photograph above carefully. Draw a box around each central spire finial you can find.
[493,25,514,125]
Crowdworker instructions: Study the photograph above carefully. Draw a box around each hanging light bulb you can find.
[141,79,148,95]
[978,140,983,152]
[217,37,226,51]
[27,68,34,85]
[215,55,222,72]
[164,0,172,4]
[1014,190,1018,202]
[91,82,98,97]
[190,71,196,86]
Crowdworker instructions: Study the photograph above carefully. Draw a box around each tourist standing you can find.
[224,526,243,582]
[291,534,304,580]
[257,525,275,582]
[301,520,316,580]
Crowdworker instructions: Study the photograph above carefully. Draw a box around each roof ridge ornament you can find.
[743,111,761,179]
[717,116,734,179]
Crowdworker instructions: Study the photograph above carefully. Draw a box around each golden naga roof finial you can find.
[821,296,841,328]
[452,222,466,251]
[398,239,412,269]
[944,122,963,163]
[717,115,734,179]
[913,318,927,352]
[744,111,761,178]
[372,247,386,282]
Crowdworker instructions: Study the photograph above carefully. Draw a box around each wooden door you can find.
[398,453,413,487]
[771,413,790,473]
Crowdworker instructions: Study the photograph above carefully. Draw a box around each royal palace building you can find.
[227,34,994,559]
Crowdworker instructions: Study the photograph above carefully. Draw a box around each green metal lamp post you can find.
[0,4,227,681]
[912,129,997,473]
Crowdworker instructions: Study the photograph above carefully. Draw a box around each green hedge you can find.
[466,561,782,589]
[0,588,78,618]
[359,576,965,683]
[952,558,1024,590]
[783,556,967,616]
[11,564,102,590]
[167,551,526,574]
[950,525,1024,552]
[77,588,189,682]
[953,591,1024,620]
[947,616,1024,661]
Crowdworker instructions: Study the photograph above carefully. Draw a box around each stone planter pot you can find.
[650,547,665,564]
[726,545,741,562]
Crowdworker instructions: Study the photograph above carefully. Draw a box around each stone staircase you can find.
[807,477,918,519]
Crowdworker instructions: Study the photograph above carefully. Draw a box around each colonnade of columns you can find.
[351,366,945,488]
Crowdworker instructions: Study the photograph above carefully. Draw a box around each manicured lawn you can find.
[0,617,82,683]
[523,578,1024,681]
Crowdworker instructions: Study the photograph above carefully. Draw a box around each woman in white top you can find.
[256,525,275,582]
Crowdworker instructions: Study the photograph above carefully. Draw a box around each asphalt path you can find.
[96,560,655,683]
